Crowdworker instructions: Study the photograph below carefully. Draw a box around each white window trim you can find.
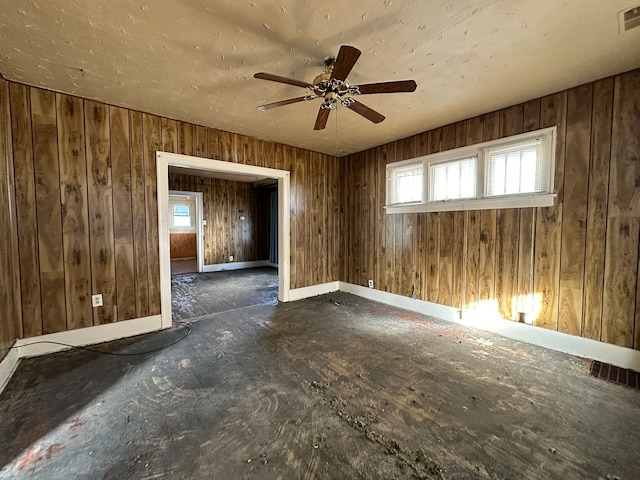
[169,195,197,232]
[385,127,557,214]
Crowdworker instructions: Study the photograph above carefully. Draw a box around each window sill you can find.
[385,193,556,214]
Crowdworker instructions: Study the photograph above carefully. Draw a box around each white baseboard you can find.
[267,262,278,268]
[0,346,20,397]
[289,281,340,301]
[339,282,640,372]
[203,260,270,273]
[0,315,163,396]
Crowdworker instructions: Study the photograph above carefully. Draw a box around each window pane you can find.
[173,216,192,227]
[489,154,505,196]
[520,150,537,192]
[486,138,549,197]
[430,157,476,201]
[172,203,192,228]
[505,152,521,194]
[173,204,190,216]
[389,164,422,204]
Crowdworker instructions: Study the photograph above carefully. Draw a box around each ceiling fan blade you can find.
[254,72,313,89]
[330,45,361,81]
[353,80,417,95]
[314,107,331,130]
[345,100,385,124]
[257,96,315,111]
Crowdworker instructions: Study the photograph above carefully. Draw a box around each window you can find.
[386,162,423,205]
[172,204,192,227]
[485,136,552,197]
[430,157,476,201]
[169,196,196,231]
[385,127,556,214]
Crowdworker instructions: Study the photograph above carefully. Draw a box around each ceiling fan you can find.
[254,45,417,130]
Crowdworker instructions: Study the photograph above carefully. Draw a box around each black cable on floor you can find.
[10,322,192,356]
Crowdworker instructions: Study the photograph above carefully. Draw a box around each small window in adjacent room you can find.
[386,162,423,205]
[429,157,477,202]
[172,204,192,227]
[169,197,196,231]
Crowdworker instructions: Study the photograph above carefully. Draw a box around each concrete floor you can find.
[0,269,638,479]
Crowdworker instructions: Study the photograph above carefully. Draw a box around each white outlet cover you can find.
[368,280,374,288]
[92,294,103,307]
[229,255,234,262]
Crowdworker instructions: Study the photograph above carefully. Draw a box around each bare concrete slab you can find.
[1,273,638,479]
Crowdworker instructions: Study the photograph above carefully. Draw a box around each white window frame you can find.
[386,161,423,206]
[385,127,557,214]
[169,196,196,232]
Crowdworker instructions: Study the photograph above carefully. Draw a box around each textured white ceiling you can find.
[1,0,639,156]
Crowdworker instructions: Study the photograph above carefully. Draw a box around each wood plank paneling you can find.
[31,88,66,334]
[495,106,522,320]
[534,92,567,330]
[110,106,136,321]
[3,69,640,355]
[340,68,640,351]
[425,130,441,302]
[168,174,269,265]
[0,78,21,357]
[85,101,116,325]
[2,79,342,344]
[177,122,195,156]
[195,126,207,158]
[143,114,162,316]
[479,112,499,305]
[170,233,197,258]
[582,78,613,341]
[130,110,149,318]
[10,83,42,337]
[558,85,593,336]
[58,94,93,330]
[162,118,177,153]
[219,130,234,163]
[295,148,307,288]
[207,128,219,159]
[603,70,640,348]
[464,116,483,309]
[438,125,456,306]
[517,100,540,320]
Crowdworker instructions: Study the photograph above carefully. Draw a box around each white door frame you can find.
[157,151,291,329]
[168,190,204,273]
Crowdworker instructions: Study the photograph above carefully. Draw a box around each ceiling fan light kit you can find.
[254,45,417,130]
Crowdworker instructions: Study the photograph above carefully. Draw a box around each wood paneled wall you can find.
[169,233,197,259]
[0,80,340,351]
[0,79,22,360]
[168,173,271,264]
[340,68,640,350]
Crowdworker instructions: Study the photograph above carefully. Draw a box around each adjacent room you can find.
[1,1,640,479]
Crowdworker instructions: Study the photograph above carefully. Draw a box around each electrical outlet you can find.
[92,294,103,307]
[368,280,374,289]
[229,255,234,262]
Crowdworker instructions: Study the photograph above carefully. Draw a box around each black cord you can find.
[11,322,192,357]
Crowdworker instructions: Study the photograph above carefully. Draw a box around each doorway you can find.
[168,191,204,275]
[156,152,291,329]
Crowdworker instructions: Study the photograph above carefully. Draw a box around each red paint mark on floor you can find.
[69,416,86,432]
[16,445,43,471]
[16,442,65,471]
[46,443,65,459]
